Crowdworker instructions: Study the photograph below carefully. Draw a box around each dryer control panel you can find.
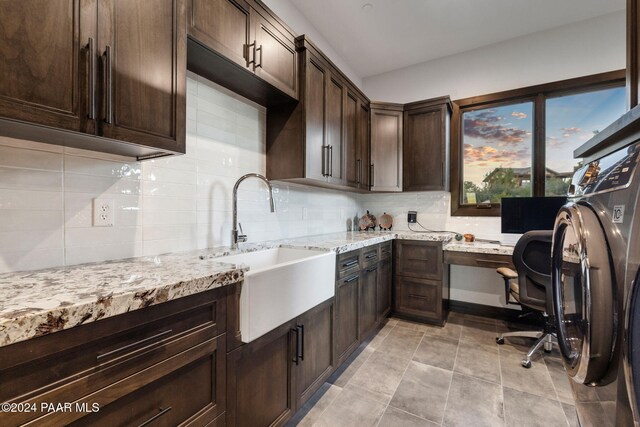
[571,142,640,196]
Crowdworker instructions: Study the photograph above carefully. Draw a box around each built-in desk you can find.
[443,241,515,270]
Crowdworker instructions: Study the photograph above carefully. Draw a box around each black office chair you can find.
[495,230,556,368]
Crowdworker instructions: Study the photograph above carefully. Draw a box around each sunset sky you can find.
[462,86,626,186]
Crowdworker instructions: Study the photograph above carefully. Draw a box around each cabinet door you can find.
[345,92,359,188]
[296,299,335,408]
[395,240,443,280]
[0,0,96,134]
[335,273,359,364]
[326,75,345,185]
[227,322,296,427]
[404,105,447,191]
[359,265,378,338]
[358,101,371,190]
[370,108,403,192]
[187,0,250,69]
[304,55,328,181]
[377,259,392,320]
[251,8,297,100]
[98,0,186,153]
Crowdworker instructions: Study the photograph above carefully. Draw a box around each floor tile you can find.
[499,345,557,399]
[343,382,392,405]
[390,361,452,423]
[378,406,440,427]
[376,326,424,360]
[422,321,463,342]
[443,373,504,427]
[545,356,575,404]
[328,344,373,388]
[454,340,501,384]
[459,319,498,346]
[349,350,410,399]
[413,334,459,371]
[562,403,579,427]
[569,376,599,402]
[367,321,397,350]
[575,402,614,427]
[287,383,342,427]
[503,386,568,427]
[314,386,386,427]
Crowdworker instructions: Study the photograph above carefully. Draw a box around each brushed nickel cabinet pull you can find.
[292,327,300,365]
[341,259,358,268]
[366,266,378,273]
[96,329,173,362]
[256,44,263,68]
[475,259,510,265]
[370,163,374,187]
[356,159,361,184]
[343,274,359,283]
[408,294,429,300]
[87,37,96,119]
[246,42,256,67]
[103,45,113,124]
[138,407,172,427]
[329,145,333,177]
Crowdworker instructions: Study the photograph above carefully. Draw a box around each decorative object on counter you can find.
[378,213,393,230]
[359,211,377,231]
[455,234,463,241]
[463,233,475,242]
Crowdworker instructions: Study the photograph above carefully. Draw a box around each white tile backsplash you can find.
[0,73,360,272]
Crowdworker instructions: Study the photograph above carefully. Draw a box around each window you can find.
[451,70,626,216]
[545,87,626,196]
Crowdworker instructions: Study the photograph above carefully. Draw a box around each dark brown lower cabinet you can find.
[0,287,230,426]
[377,258,392,319]
[227,298,334,427]
[227,321,296,427]
[334,272,360,365]
[359,264,378,338]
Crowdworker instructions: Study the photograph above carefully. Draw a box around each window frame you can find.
[450,70,626,217]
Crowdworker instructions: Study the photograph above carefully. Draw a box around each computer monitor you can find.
[501,196,567,234]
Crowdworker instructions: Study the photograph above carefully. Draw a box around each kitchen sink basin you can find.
[215,247,336,343]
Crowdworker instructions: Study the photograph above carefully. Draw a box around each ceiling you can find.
[289,0,625,78]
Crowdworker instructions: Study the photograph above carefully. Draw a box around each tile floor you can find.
[287,312,579,427]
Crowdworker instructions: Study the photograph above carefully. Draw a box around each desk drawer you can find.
[361,246,379,268]
[444,251,514,270]
[395,240,442,280]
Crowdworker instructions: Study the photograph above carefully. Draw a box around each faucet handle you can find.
[238,223,247,242]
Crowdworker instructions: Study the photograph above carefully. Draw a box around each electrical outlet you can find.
[408,211,417,223]
[93,198,115,227]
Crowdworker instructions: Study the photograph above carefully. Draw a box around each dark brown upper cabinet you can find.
[0,0,186,159]
[187,0,298,106]
[266,35,370,192]
[370,103,403,192]
[403,97,451,191]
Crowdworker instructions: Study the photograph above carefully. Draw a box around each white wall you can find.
[0,73,360,273]
[261,0,363,88]
[363,11,626,103]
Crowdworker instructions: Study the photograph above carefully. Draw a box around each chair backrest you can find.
[512,230,553,313]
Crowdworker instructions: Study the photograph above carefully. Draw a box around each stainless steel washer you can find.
[552,140,640,426]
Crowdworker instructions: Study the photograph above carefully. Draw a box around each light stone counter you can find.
[443,240,515,256]
[0,230,454,347]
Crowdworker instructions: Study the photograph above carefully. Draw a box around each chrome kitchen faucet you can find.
[231,173,276,249]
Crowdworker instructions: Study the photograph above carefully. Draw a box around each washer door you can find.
[552,203,616,385]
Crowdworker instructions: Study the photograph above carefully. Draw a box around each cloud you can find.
[464,144,529,166]
[561,127,581,138]
[464,110,531,145]
[511,112,528,119]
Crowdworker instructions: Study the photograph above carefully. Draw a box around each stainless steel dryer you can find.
[552,140,640,426]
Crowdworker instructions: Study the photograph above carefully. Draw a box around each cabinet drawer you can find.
[0,289,226,423]
[379,241,392,261]
[443,251,514,270]
[361,245,379,268]
[395,240,443,280]
[395,276,442,321]
[67,335,226,427]
[337,250,360,279]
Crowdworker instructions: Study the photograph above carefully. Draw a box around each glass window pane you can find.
[462,102,533,205]
[545,86,626,196]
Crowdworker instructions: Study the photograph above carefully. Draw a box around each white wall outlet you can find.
[93,198,115,227]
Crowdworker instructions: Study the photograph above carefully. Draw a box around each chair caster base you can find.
[521,359,532,368]
[496,337,505,345]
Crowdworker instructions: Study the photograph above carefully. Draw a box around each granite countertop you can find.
[0,230,455,347]
[443,240,515,256]
[0,254,247,347]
